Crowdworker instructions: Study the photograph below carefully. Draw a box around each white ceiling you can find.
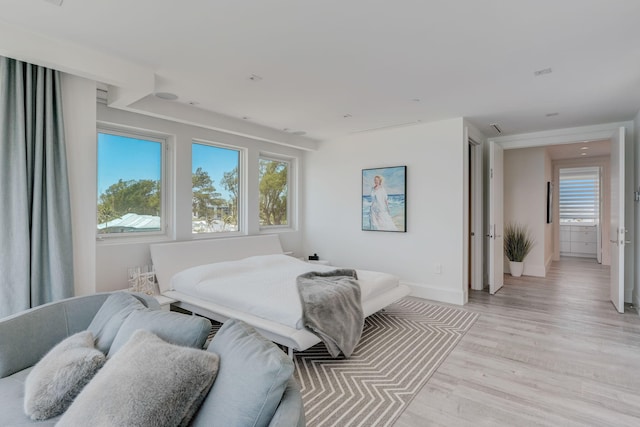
[1,0,640,144]
[545,139,610,160]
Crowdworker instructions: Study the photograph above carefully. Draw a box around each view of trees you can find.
[97,161,288,233]
[97,179,160,226]
[259,159,288,226]
[191,166,239,232]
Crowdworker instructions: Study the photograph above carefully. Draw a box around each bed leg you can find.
[288,347,294,359]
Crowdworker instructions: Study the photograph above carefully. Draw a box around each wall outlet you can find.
[435,263,442,274]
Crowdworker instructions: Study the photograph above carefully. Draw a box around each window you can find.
[559,167,600,223]
[97,130,165,235]
[259,156,290,227]
[192,142,240,234]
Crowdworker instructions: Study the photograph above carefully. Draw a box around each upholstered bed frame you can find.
[150,235,410,356]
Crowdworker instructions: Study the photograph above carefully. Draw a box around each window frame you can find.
[96,126,170,242]
[258,153,294,231]
[558,166,600,224]
[191,139,244,238]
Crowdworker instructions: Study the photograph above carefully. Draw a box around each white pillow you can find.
[24,331,105,420]
[57,329,220,427]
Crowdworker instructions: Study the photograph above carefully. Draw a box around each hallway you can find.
[396,257,640,426]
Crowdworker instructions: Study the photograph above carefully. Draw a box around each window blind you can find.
[559,167,600,222]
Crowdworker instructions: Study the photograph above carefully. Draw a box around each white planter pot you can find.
[509,261,524,277]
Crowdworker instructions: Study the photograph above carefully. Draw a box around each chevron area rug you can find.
[294,297,479,427]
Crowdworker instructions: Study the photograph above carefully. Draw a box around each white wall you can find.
[95,104,306,292]
[61,73,97,296]
[303,118,467,305]
[503,147,547,277]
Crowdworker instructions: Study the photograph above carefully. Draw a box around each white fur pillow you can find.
[24,331,106,420]
[57,329,220,427]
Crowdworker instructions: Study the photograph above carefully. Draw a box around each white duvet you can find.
[169,254,399,329]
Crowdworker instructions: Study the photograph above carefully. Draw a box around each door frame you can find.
[465,127,485,296]
[470,138,483,291]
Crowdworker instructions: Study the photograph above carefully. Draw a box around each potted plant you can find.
[503,222,535,277]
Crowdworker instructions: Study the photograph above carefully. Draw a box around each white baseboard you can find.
[403,281,465,305]
[504,261,546,278]
[522,264,546,277]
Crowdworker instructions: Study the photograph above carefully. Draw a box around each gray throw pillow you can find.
[23,331,106,420]
[86,292,145,353]
[108,308,211,356]
[190,319,295,427]
[57,329,220,427]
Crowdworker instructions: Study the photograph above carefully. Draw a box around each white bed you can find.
[150,235,410,355]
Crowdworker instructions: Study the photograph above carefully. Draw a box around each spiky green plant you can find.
[504,223,535,262]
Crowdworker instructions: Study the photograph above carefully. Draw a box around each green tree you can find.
[259,160,288,225]
[192,167,223,225]
[221,166,239,225]
[97,179,160,223]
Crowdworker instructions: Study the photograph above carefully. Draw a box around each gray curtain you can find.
[0,56,74,318]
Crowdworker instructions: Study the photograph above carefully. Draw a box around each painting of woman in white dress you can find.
[362,166,406,232]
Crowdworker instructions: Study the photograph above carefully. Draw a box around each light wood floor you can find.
[395,257,640,426]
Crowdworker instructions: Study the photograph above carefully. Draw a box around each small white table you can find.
[154,294,177,311]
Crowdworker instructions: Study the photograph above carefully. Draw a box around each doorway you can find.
[484,124,628,313]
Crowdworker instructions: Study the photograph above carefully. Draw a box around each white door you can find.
[610,127,625,313]
[489,141,504,294]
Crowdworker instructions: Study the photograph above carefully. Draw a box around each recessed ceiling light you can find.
[534,67,553,76]
[292,131,307,136]
[188,101,199,106]
[545,112,559,117]
[411,98,421,102]
[580,146,589,150]
[248,74,263,81]
[43,0,63,5]
[154,92,178,100]
[343,114,353,118]
[581,153,587,156]
[242,116,250,120]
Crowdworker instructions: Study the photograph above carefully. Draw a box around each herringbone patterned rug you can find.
[294,297,479,427]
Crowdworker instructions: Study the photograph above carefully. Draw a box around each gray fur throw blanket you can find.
[297,269,363,358]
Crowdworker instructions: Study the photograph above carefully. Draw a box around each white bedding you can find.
[170,254,399,330]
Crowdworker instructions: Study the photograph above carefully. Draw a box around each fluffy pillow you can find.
[23,331,106,420]
[108,309,211,356]
[86,292,145,353]
[190,319,294,427]
[57,329,219,427]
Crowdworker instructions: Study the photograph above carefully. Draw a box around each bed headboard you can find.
[150,234,284,293]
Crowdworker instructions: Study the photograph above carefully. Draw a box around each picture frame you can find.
[362,166,406,232]
[546,181,553,224]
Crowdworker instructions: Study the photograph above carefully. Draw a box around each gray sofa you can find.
[0,292,305,426]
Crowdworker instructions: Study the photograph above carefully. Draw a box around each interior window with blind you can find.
[558,167,600,223]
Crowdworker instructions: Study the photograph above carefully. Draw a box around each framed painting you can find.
[362,166,406,232]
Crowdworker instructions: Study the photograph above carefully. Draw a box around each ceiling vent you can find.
[490,123,502,134]
[96,87,108,104]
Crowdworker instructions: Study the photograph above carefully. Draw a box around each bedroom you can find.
[2,0,640,425]
[1,1,638,306]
